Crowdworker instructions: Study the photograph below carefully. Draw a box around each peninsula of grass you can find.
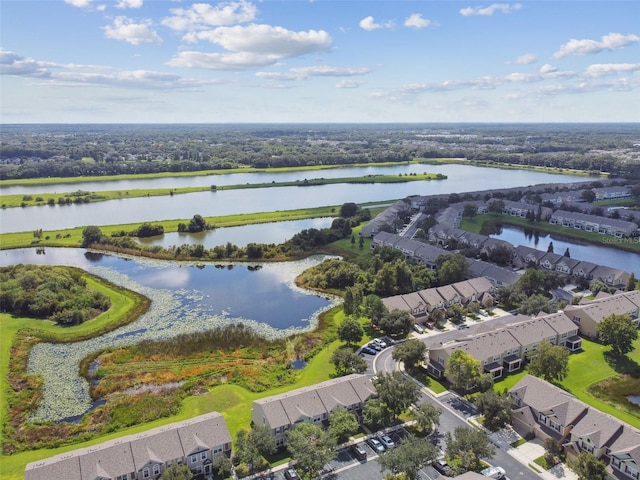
[459,213,640,254]
[1,172,445,209]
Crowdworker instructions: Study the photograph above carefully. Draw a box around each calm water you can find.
[0,165,587,233]
[136,217,335,248]
[0,248,336,422]
[490,225,640,275]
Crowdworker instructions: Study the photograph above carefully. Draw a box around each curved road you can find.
[372,346,542,480]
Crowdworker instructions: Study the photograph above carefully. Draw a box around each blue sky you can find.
[1,0,639,123]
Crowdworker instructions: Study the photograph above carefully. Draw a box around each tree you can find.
[410,402,441,434]
[340,202,359,218]
[251,424,277,457]
[437,254,468,285]
[328,407,359,443]
[331,348,367,376]
[286,423,336,478]
[378,309,414,337]
[447,304,466,323]
[517,268,546,296]
[581,189,596,203]
[528,340,569,382]
[374,371,420,421]
[363,398,391,429]
[364,294,386,325]
[445,350,481,390]
[569,452,607,480]
[488,244,513,266]
[162,463,194,480]
[462,203,478,218]
[378,434,439,480]
[543,437,564,465]
[589,279,611,296]
[627,272,636,291]
[518,293,554,315]
[81,225,103,247]
[474,390,513,431]
[233,429,266,472]
[488,199,505,214]
[391,338,428,370]
[597,313,638,356]
[547,241,554,253]
[337,317,364,347]
[187,214,208,233]
[564,248,571,258]
[445,426,495,474]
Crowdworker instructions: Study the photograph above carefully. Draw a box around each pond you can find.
[136,217,335,249]
[0,248,337,422]
[0,164,588,233]
[490,225,640,275]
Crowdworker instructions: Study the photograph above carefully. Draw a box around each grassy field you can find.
[0,274,148,479]
[1,172,444,209]
[0,205,354,250]
[459,213,640,254]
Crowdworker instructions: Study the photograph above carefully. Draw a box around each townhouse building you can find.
[426,312,580,382]
[509,375,640,480]
[24,412,232,480]
[564,290,640,338]
[549,210,639,238]
[251,374,377,447]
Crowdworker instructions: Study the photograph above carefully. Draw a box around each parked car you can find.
[432,459,453,476]
[360,346,376,355]
[457,324,469,330]
[368,437,386,453]
[481,466,506,480]
[425,322,435,329]
[372,338,387,348]
[413,324,425,334]
[284,468,300,480]
[380,434,396,449]
[352,443,367,461]
[369,342,382,351]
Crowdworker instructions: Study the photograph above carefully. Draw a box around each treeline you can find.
[0,265,111,325]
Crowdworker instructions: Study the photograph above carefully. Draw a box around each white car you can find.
[373,338,387,348]
[481,466,506,480]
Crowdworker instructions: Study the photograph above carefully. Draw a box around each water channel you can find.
[0,164,588,233]
[0,248,337,422]
[490,225,640,275]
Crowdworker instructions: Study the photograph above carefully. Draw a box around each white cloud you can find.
[404,13,433,29]
[359,16,394,31]
[65,0,91,8]
[460,3,522,16]
[553,32,640,59]
[185,24,332,57]
[103,17,162,45]
[540,64,557,74]
[0,49,215,90]
[116,0,143,9]
[168,51,279,70]
[336,80,365,88]
[256,65,370,81]
[512,53,537,65]
[585,63,640,78]
[162,1,257,31]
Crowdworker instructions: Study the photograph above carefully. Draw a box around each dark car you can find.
[284,468,300,480]
[432,459,453,476]
[360,346,376,355]
[352,443,367,461]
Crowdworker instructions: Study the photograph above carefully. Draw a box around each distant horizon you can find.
[1,1,639,123]
[3,121,640,126]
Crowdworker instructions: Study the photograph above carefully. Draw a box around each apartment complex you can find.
[24,412,232,480]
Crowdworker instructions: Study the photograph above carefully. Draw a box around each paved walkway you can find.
[489,427,578,480]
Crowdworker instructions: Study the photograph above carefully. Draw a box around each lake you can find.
[0,248,337,422]
[0,164,588,233]
[136,217,335,249]
[490,225,640,275]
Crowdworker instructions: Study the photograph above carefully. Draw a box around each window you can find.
[143,469,150,479]
[191,454,197,463]
[201,451,207,460]
[214,446,223,454]
[153,465,160,475]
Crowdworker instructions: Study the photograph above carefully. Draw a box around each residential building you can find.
[549,210,639,238]
[251,374,376,446]
[509,375,640,480]
[24,412,232,480]
[564,290,640,338]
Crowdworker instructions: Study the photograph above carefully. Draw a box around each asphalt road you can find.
[372,346,542,480]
